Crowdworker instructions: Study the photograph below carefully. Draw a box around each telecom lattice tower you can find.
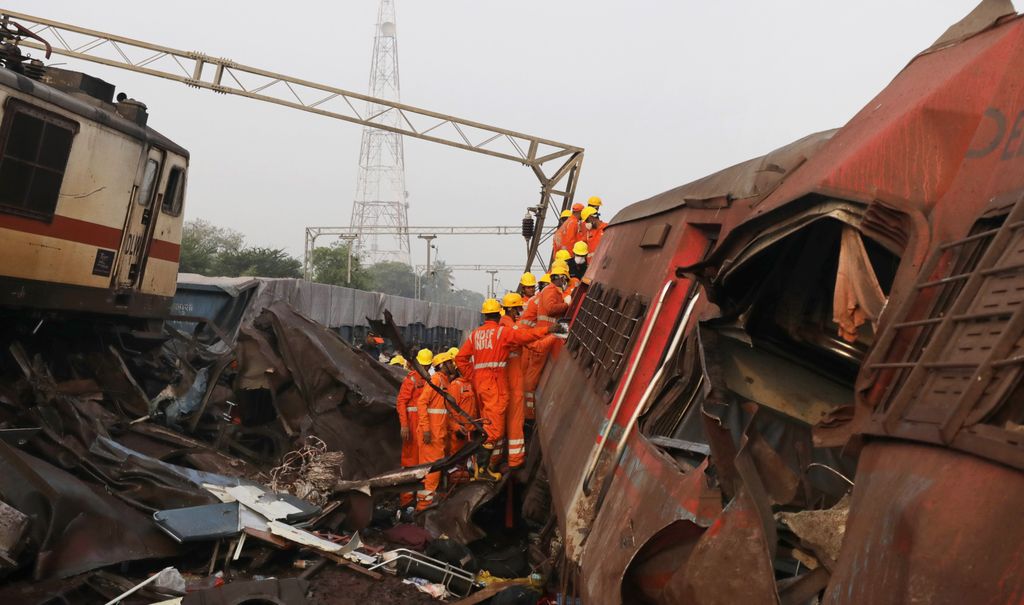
[349,0,411,265]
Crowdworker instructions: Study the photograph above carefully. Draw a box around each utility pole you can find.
[339,234,358,285]
[350,0,410,264]
[486,270,499,299]
[417,234,437,299]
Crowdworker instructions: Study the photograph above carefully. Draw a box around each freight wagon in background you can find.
[0,27,187,324]
[529,2,1024,603]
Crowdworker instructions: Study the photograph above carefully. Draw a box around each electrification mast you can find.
[351,0,410,265]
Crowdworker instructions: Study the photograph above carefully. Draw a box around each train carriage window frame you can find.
[161,165,185,216]
[0,99,79,221]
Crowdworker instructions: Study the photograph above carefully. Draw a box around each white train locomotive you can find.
[0,20,187,320]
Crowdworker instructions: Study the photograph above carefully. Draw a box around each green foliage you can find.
[180,219,300,278]
[179,221,487,308]
[216,246,302,278]
[310,242,371,289]
[179,219,244,275]
[367,261,417,298]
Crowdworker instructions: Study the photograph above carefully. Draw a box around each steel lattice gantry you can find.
[2,8,583,272]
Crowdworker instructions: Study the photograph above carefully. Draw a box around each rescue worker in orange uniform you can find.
[416,350,456,510]
[551,203,584,260]
[498,292,531,469]
[447,368,478,455]
[580,206,607,254]
[550,210,572,257]
[518,273,537,302]
[521,262,572,417]
[395,349,432,506]
[455,298,554,478]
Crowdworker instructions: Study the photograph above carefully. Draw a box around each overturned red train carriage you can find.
[533,2,1024,603]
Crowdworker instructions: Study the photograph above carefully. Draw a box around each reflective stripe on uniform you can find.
[509,439,525,445]
[407,406,418,412]
[538,314,557,323]
[509,447,524,455]
[525,392,535,408]
[519,320,536,327]
[475,361,508,369]
[428,408,448,415]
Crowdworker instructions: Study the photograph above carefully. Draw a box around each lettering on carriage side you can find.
[966,107,1024,159]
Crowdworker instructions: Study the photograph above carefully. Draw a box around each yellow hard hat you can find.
[555,250,572,262]
[481,298,502,314]
[389,355,407,366]
[587,196,603,207]
[520,272,537,287]
[550,261,570,277]
[502,292,524,308]
[448,347,460,357]
[539,273,552,284]
[560,209,572,218]
[432,351,452,366]
[416,349,434,366]
[581,206,598,221]
[573,241,589,256]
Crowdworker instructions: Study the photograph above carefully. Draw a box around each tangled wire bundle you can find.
[267,436,345,505]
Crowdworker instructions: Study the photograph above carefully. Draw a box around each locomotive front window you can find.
[162,165,185,216]
[0,100,78,221]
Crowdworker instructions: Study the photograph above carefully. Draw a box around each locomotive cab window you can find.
[161,165,185,216]
[0,100,78,220]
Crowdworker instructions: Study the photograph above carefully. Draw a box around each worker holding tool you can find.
[416,351,457,510]
[455,298,555,479]
[395,349,431,506]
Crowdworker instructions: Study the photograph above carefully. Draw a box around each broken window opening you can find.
[0,99,78,221]
[565,282,648,400]
[641,218,901,471]
[161,165,185,216]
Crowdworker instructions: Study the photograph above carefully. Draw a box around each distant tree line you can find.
[180,219,485,309]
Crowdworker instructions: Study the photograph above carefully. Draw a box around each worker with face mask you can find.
[395,349,432,506]
[581,206,606,254]
[569,241,589,280]
[455,299,555,479]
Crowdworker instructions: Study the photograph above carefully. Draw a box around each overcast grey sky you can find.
[15,1,979,294]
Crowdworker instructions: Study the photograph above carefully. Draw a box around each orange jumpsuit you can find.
[552,216,581,259]
[520,285,569,416]
[396,371,427,467]
[447,376,478,454]
[582,221,607,254]
[455,320,549,447]
[416,372,450,510]
[499,315,529,467]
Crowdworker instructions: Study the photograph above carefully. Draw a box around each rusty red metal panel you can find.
[824,440,1024,604]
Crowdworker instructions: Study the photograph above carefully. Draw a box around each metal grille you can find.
[565,282,647,396]
[865,192,1024,470]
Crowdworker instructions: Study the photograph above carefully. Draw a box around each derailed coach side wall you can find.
[535,201,749,597]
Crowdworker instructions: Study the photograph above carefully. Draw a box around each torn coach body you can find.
[527,2,1024,603]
